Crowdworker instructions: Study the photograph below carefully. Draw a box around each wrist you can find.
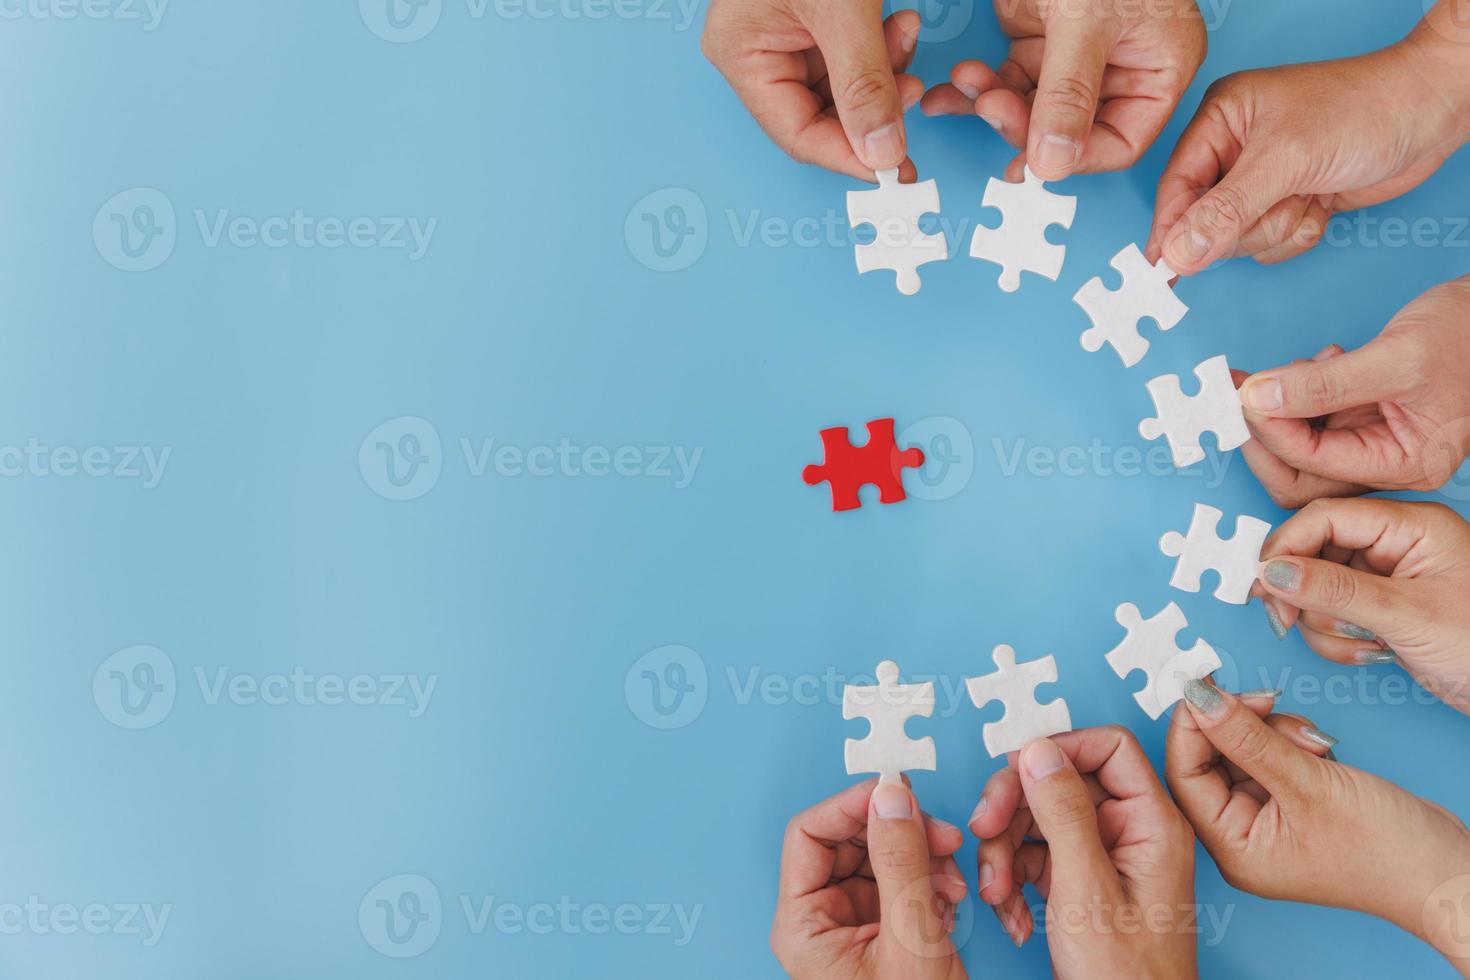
[1400,8,1470,148]
[1394,823,1470,974]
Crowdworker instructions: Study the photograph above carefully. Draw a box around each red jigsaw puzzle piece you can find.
[802,418,925,512]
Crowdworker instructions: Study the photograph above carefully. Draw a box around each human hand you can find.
[1167,681,1470,974]
[702,0,924,181]
[1148,1,1470,272]
[920,0,1205,182]
[969,727,1198,979]
[1233,276,1470,506]
[1251,497,1470,714]
[771,779,970,980]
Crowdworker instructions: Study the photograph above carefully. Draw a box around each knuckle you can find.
[1045,792,1096,830]
[837,67,894,115]
[1198,183,1253,235]
[1311,563,1359,611]
[868,840,928,877]
[1222,715,1275,768]
[1300,368,1344,415]
[1039,75,1099,121]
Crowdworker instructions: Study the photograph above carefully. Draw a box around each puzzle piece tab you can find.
[1075,244,1188,367]
[1161,503,1272,605]
[847,168,948,296]
[1105,602,1221,720]
[969,167,1076,293]
[844,660,937,784]
[1139,355,1251,468]
[965,645,1072,757]
[803,418,925,512]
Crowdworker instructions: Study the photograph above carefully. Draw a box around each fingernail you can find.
[1263,559,1301,592]
[861,122,905,169]
[1034,134,1080,174]
[872,782,913,819]
[1183,678,1226,717]
[1245,378,1284,413]
[1356,649,1398,666]
[1168,226,1211,263]
[955,81,980,100]
[1266,604,1290,641]
[1238,688,1283,700]
[1021,739,1065,780]
[968,794,987,828]
[1301,726,1339,749]
[1339,622,1376,641]
[901,91,920,112]
[979,862,995,893]
[901,25,919,54]
[980,115,1003,134]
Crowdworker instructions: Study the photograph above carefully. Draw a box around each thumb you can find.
[1238,342,1404,419]
[804,0,907,171]
[1161,148,1298,274]
[1026,18,1112,181]
[867,781,950,967]
[1015,739,1121,902]
[1180,680,1319,802]
[1258,556,1415,638]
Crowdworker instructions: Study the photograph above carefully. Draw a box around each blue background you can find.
[1,0,1468,976]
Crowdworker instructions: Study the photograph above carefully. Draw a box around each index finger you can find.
[778,780,876,900]
[1260,497,1427,574]
[1045,724,1167,803]
[1164,693,1267,852]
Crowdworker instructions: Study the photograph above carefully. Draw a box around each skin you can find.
[770,778,970,980]
[1251,498,1470,714]
[1168,683,1470,976]
[702,0,927,182]
[1147,0,1470,273]
[922,0,1206,182]
[969,727,1198,978]
[1229,277,1470,507]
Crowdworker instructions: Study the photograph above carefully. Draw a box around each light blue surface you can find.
[1,1,1467,977]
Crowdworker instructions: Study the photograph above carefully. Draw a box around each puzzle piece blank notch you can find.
[1160,502,1272,605]
[1139,355,1251,468]
[844,660,937,784]
[847,168,949,296]
[1075,243,1188,367]
[969,167,1077,293]
[803,418,925,512]
[965,645,1072,758]
[1104,602,1221,720]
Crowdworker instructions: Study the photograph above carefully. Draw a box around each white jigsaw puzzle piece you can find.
[1105,602,1221,720]
[1139,354,1251,468]
[844,660,937,784]
[965,645,1072,757]
[847,168,948,296]
[1075,243,1188,367]
[968,167,1076,293]
[1160,503,1272,605]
